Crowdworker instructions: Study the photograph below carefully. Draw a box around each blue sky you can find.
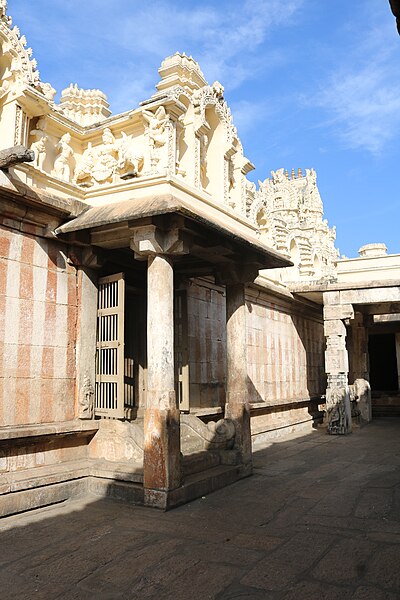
[10,0,399,257]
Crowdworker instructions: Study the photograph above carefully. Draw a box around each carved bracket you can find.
[130,224,190,259]
[215,263,260,285]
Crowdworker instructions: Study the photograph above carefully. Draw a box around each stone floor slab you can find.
[2,419,400,599]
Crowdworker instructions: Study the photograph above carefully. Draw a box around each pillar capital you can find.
[215,264,259,286]
[323,303,354,322]
[130,224,189,259]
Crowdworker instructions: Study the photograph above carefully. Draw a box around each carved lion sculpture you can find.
[207,418,235,441]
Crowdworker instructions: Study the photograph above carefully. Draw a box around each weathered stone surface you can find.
[1,420,400,598]
[340,287,400,305]
[323,290,340,305]
[324,304,354,321]
[0,146,34,169]
[225,282,252,466]
[324,318,346,337]
[143,407,181,493]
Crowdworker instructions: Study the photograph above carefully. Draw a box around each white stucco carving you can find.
[0,4,47,96]
[60,83,111,126]
[74,128,144,187]
[0,8,339,278]
[54,133,74,181]
[251,168,339,281]
[30,117,48,170]
[142,106,170,171]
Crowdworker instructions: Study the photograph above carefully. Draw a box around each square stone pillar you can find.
[323,292,352,435]
[225,283,252,471]
[348,312,371,423]
[396,333,400,392]
[144,254,181,508]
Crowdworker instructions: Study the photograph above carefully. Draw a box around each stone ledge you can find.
[250,397,322,413]
[4,460,92,494]
[0,457,251,514]
[90,460,143,484]
[0,458,144,496]
[0,479,87,518]
[0,420,99,443]
[189,407,224,417]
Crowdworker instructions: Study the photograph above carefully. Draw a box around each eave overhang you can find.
[55,193,292,274]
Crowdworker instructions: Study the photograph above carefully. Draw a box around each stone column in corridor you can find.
[144,253,181,507]
[215,262,259,471]
[131,224,188,508]
[323,291,352,434]
[73,250,101,420]
[349,311,371,423]
[396,333,400,392]
[225,282,252,470]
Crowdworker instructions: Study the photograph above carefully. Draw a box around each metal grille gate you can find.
[95,273,125,418]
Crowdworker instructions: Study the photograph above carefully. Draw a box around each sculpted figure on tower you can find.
[54,133,74,181]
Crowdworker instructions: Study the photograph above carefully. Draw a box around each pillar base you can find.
[325,385,352,435]
[144,488,170,510]
[143,407,182,492]
[225,401,252,465]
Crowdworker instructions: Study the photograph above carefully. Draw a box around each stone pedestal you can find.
[225,283,252,470]
[143,254,181,508]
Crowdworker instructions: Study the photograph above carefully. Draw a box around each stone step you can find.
[0,459,92,496]
[86,477,144,505]
[90,459,143,483]
[182,451,220,476]
[85,462,248,510]
[167,463,251,509]
[373,407,400,417]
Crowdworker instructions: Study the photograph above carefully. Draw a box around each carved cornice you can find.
[0,5,55,102]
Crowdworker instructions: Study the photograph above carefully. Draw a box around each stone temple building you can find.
[0,4,399,515]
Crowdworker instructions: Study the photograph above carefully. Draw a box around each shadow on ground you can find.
[1,419,400,599]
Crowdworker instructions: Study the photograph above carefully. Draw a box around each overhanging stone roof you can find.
[55,194,291,270]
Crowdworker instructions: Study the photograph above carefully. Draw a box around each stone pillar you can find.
[396,333,400,392]
[144,254,181,508]
[323,292,352,434]
[73,251,102,420]
[349,312,372,422]
[225,283,252,471]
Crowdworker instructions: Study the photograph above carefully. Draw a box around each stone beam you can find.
[340,287,400,306]
[0,146,35,169]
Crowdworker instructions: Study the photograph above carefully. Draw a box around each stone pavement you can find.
[1,419,400,600]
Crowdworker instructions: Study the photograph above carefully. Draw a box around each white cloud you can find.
[111,0,303,92]
[230,99,276,135]
[311,12,400,154]
[11,0,303,112]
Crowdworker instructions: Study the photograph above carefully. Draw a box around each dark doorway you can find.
[368,333,398,392]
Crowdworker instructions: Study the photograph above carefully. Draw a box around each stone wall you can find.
[187,279,226,409]
[187,277,325,411]
[246,291,325,404]
[0,222,77,426]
